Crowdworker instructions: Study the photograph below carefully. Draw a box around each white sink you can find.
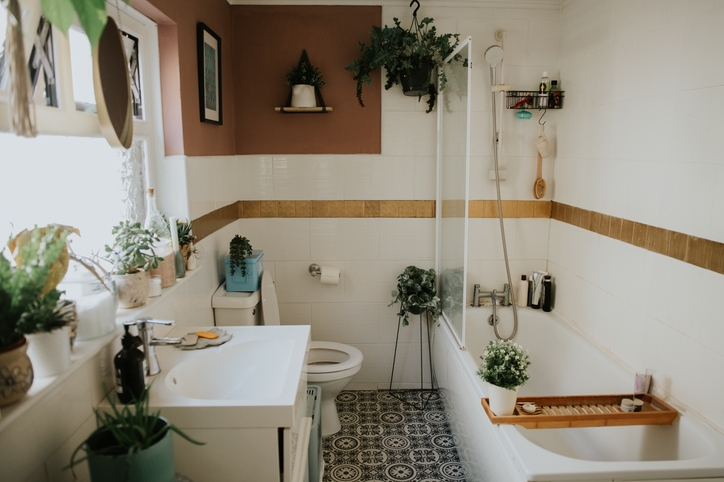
[165,338,295,401]
[146,325,310,429]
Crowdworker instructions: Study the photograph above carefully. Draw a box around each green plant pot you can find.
[86,418,176,482]
[407,305,424,315]
[400,63,432,97]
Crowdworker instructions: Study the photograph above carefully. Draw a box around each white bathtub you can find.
[432,307,724,482]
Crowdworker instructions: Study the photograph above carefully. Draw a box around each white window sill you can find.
[0,266,202,432]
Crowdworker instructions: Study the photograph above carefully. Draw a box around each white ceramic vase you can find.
[113,270,150,308]
[291,84,316,107]
[27,326,71,378]
[488,382,519,416]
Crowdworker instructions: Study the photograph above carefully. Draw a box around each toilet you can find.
[212,271,363,436]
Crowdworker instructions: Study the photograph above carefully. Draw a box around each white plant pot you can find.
[27,326,71,378]
[113,270,150,308]
[487,382,519,416]
[291,84,316,107]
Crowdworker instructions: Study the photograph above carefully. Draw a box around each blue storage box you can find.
[224,250,263,292]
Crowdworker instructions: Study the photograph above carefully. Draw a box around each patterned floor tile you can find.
[322,390,468,482]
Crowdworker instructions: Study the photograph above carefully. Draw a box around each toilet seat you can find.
[306,341,363,378]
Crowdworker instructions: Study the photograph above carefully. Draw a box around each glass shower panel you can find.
[437,39,471,346]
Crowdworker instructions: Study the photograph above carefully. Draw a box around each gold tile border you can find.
[552,202,724,276]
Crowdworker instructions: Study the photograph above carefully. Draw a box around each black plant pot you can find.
[400,63,432,97]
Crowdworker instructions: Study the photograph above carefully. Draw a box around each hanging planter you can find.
[345,0,461,113]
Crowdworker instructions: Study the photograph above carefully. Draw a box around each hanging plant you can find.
[229,235,253,277]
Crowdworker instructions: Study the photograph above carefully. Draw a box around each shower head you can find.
[484,45,504,85]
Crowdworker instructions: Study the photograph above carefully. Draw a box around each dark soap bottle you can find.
[542,275,554,312]
[114,324,145,404]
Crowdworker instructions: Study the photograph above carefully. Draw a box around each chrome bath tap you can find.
[472,283,512,307]
[131,318,182,376]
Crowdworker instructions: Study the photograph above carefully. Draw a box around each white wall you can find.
[552,0,724,433]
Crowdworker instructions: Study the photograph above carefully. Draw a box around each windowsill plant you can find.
[389,265,441,326]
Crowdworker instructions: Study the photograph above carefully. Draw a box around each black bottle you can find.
[542,275,554,312]
[114,324,145,404]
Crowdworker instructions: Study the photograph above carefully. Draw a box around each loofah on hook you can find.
[536,124,552,158]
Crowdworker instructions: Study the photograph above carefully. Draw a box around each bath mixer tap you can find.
[131,318,182,376]
[472,283,512,307]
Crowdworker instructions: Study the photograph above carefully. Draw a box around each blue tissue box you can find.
[225,250,263,292]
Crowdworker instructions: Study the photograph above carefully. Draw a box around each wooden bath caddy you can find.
[482,394,679,429]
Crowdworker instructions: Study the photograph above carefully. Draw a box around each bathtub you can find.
[432,307,724,482]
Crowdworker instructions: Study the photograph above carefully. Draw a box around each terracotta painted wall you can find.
[133,0,236,156]
[231,6,381,155]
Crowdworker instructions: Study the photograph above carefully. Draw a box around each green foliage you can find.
[286,60,325,88]
[0,226,69,346]
[388,265,441,326]
[229,235,253,277]
[68,384,204,479]
[176,219,195,246]
[345,17,461,113]
[104,221,162,275]
[477,340,531,390]
[38,0,132,48]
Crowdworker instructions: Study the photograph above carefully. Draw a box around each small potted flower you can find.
[286,50,325,108]
[477,340,531,416]
[388,265,441,326]
[104,221,163,308]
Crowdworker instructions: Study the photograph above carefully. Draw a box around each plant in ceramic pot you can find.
[68,384,204,482]
[477,339,531,416]
[228,235,253,277]
[286,51,325,108]
[176,219,196,262]
[0,225,74,405]
[345,15,460,113]
[388,265,441,326]
[104,221,162,309]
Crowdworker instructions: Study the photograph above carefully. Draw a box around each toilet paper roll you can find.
[320,266,340,285]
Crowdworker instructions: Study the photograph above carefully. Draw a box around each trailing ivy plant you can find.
[229,235,253,277]
[388,265,441,326]
[345,17,461,113]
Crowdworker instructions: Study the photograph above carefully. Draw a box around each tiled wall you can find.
[554,0,724,432]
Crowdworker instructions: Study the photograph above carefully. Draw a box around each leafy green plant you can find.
[38,0,130,48]
[388,265,441,326]
[229,235,253,277]
[176,219,195,247]
[345,16,460,113]
[68,384,204,479]
[286,59,325,88]
[477,340,531,390]
[0,225,71,347]
[104,221,162,275]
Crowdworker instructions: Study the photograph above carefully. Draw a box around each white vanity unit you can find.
[145,325,311,482]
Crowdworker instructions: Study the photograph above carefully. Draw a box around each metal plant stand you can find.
[386,309,439,410]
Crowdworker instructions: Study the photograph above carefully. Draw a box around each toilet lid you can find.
[306,341,363,374]
[260,271,280,325]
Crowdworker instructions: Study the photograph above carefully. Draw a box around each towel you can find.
[179,327,232,350]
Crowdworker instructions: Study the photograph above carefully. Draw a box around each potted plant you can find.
[286,50,325,108]
[477,340,531,416]
[388,265,442,326]
[69,384,204,482]
[0,225,73,405]
[228,235,253,277]
[104,221,162,309]
[176,219,196,263]
[345,16,460,113]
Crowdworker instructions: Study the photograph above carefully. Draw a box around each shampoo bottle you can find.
[517,275,528,308]
[114,324,145,403]
[542,275,553,312]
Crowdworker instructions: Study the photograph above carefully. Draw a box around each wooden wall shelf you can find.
[482,393,679,429]
[274,107,333,113]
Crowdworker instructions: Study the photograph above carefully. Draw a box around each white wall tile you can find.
[278,303,312,325]
[237,219,310,261]
[310,219,380,260]
[343,156,415,200]
[272,156,344,200]
[379,219,436,260]
[275,261,345,303]
[237,155,274,200]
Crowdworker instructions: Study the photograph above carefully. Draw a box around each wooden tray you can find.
[482,394,679,429]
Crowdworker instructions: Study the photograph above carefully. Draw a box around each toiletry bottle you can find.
[530,271,544,309]
[114,324,146,404]
[527,275,533,307]
[539,72,551,93]
[517,275,528,308]
[542,275,553,312]
[549,80,562,108]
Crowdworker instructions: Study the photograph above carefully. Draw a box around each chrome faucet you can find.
[131,318,182,376]
[472,283,512,307]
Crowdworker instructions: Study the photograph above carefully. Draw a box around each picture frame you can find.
[197,22,222,124]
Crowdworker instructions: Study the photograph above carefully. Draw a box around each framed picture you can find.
[197,22,222,124]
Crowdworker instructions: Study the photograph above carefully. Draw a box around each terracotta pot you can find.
[487,382,518,416]
[27,326,71,377]
[0,337,34,406]
[113,270,150,309]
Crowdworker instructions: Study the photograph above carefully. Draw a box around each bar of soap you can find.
[196,331,219,339]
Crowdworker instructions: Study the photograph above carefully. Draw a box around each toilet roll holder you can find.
[308,264,323,277]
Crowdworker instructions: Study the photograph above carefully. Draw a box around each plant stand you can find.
[386,310,439,411]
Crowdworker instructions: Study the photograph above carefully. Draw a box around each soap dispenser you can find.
[114,324,146,403]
